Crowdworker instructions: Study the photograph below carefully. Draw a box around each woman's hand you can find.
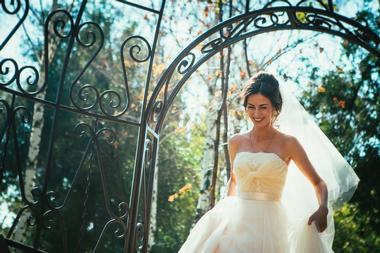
[308,206,328,233]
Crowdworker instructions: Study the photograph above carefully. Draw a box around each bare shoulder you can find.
[282,132,296,143]
[228,133,246,147]
[279,132,303,153]
[271,129,286,139]
[274,131,296,146]
[228,132,245,141]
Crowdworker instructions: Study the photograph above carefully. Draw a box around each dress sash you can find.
[237,191,281,201]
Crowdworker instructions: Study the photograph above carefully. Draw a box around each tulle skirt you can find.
[178,196,328,253]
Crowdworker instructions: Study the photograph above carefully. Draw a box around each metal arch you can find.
[146,4,380,135]
[126,1,380,252]
[137,7,380,250]
[1,0,166,252]
[1,0,380,252]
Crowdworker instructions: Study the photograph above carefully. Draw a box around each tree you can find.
[295,3,380,252]
[1,0,148,251]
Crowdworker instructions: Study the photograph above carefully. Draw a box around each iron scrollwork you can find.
[76,123,130,251]
[134,128,158,252]
[146,0,380,133]
[0,58,42,95]
[1,0,380,252]
[70,33,153,118]
[0,0,163,251]
[0,0,30,50]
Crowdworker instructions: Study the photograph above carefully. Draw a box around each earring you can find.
[272,113,280,128]
[271,111,278,123]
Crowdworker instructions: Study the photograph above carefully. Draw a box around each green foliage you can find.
[151,107,206,253]
[299,5,380,252]
[1,1,380,252]
[334,203,380,252]
[1,0,143,251]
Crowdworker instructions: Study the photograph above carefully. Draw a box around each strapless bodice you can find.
[234,152,288,201]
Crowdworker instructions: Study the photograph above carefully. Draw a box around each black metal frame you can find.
[0,0,379,252]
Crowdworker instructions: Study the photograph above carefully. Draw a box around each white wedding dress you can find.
[178,152,330,253]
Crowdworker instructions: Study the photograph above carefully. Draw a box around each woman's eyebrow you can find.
[247,103,269,106]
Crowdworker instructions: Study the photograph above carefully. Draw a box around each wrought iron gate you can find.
[1,0,379,252]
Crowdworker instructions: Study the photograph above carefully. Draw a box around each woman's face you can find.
[245,93,275,128]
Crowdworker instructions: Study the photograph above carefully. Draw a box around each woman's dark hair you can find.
[241,71,283,115]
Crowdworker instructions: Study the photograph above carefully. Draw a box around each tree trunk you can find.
[13,0,60,241]
[147,163,159,252]
[193,101,217,222]
[13,88,46,242]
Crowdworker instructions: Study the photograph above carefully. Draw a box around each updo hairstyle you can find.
[241,72,283,117]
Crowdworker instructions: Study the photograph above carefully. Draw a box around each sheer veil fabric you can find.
[178,81,360,253]
[277,81,360,251]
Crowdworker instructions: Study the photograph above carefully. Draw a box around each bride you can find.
[178,72,359,253]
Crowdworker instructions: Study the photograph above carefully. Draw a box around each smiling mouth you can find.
[253,118,264,122]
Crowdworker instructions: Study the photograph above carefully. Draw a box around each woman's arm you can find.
[226,174,237,196]
[287,136,329,232]
[226,136,238,196]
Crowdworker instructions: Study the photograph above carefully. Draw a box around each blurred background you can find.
[0,0,379,252]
